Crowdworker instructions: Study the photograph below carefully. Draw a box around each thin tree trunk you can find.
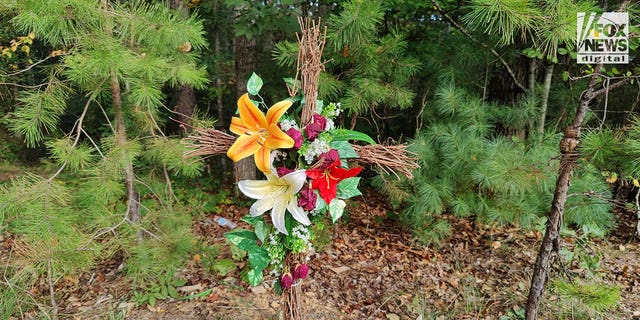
[525,59,631,318]
[110,72,143,243]
[537,63,554,144]
[214,0,228,177]
[528,58,537,94]
[233,34,257,184]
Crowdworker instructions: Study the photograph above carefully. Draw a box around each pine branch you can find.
[430,0,528,92]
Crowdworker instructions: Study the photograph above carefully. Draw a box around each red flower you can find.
[297,184,317,211]
[304,114,327,141]
[306,159,362,205]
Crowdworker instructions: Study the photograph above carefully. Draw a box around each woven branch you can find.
[183,128,420,179]
[353,144,420,179]
[296,17,327,126]
[183,128,235,158]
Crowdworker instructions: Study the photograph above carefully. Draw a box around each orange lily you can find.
[227,94,294,173]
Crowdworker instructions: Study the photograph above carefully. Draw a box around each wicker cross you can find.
[185,18,418,319]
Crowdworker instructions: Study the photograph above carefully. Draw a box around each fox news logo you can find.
[577,12,628,64]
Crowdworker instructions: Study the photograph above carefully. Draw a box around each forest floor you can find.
[4,188,640,320]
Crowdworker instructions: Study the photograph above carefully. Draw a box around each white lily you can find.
[238,170,311,235]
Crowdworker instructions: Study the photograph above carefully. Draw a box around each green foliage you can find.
[273,0,420,138]
[143,138,203,178]
[132,269,186,307]
[9,78,70,147]
[327,0,385,54]
[565,165,615,237]
[1,1,213,316]
[0,173,102,317]
[550,279,620,319]
[46,138,95,172]
[463,0,541,47]
[376,84,616,243]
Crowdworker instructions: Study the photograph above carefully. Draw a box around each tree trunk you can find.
[233,34,258,184]
[110,72,143,243]
[525,63,603,319]
[214,0,229,178]
[528,58,537,94]
[170,0,196,135]
[537,63,554,144]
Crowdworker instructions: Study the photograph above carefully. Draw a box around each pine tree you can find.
[1,0,208,316]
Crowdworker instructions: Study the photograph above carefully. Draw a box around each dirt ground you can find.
[9,189,640,320]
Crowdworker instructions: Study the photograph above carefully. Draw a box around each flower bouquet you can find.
[223,73,374,293]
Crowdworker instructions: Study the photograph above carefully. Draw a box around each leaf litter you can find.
[4,189,639,319]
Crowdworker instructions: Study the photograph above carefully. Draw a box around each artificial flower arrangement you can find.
[222,73,375,294]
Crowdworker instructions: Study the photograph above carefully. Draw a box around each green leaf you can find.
[168,286,179,299]
[247,268,264,286]
[330,140,359,159]
[557,47,568,55]
[330,129,376,145]
[247,72,263,95]
[248,247,270,271]
[328,199,346,223]
[337,177,362,199]
[160,286,168,298]
[230,244,247,260]
[242,214,263,226]
[255,220,268,243]
[273,280,283,296]
[225,230,258,251]
[314,197,327,213]
[212,258,237,276]
[562,71,570,82]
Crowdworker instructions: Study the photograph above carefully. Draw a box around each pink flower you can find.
[293,263,310,280]
[276,166,295,177]
[285,128,303,149]
[304,114,327,141]
[280,273,293,289]
[297,185,317,211]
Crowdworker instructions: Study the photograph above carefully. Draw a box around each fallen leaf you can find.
[386,312,400,320]
[331,266,351,274]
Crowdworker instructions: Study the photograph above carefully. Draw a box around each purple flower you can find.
[276,166,295,177]
[285,128,303,149]
[280,273,293,289]
[317,149,340,170]
[293,263,310,280]
[304,114,327,141]
[297,184,317,211]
